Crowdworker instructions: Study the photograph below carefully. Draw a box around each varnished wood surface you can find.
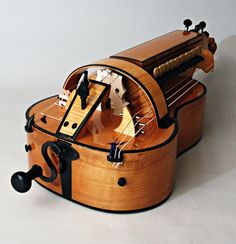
[114,107,135,137]
[59,82,107,137]
[27,121,177,211]
[176,94,206,154]
[111,30,202,67]
[25,55,209,211]
[71,136,177,211]
[198,48,214,72]
[26,81,206,211]
[111,30,201,66]
[21,28,215,211]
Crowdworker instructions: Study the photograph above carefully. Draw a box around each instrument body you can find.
[12,23,217,212]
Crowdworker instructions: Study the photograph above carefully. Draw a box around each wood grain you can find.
[26,81,206,211]
[63,59,168,123]
[111,30,202,67]
[20,28,216,211]
[59,83,107,137]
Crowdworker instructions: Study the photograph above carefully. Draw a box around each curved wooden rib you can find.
[63,58,168,124]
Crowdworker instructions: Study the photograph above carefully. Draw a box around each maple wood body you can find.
[22,30,215,211]
[26,82,206,211]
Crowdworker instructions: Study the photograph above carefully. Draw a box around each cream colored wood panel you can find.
[59,83,107,137]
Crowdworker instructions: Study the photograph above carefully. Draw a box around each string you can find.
[164,62,215,106]
[115,110,152,149]
[114,110,153,158]
[114,107,146,143]
[166,79,194,101]
[32,62,214,132]
[117,116,156,159]
[115,80,199,158]
[34,99,61,122]
[165,75,193,95]
[205,63,214,72]
[164,62,214,95]
[168,81,199,107]
[108,75,119,85]
[40,113,62,121]
[34,97,68,123]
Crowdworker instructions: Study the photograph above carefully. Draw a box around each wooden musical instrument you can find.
[11,20,217,212]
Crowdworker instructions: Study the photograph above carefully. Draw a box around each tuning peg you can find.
[183,19,192,31]
[194,24,200,33]
[199,21,206,32]
[203,31,209,37]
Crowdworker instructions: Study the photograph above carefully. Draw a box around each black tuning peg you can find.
[11,165,43,193]
[183,19,192,31]
[203,31,210,37]
[199,21,206,32]
[194,24,200,32]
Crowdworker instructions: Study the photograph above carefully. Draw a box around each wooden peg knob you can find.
[11,165,43,193]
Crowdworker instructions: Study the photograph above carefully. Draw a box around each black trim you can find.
[56,80,110,141]
[159,114,174,128]
[56,140,79,199]
[60,160,72,199]
[25,82,207,154]
[35,179,173,213]
[40,141,58,182]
